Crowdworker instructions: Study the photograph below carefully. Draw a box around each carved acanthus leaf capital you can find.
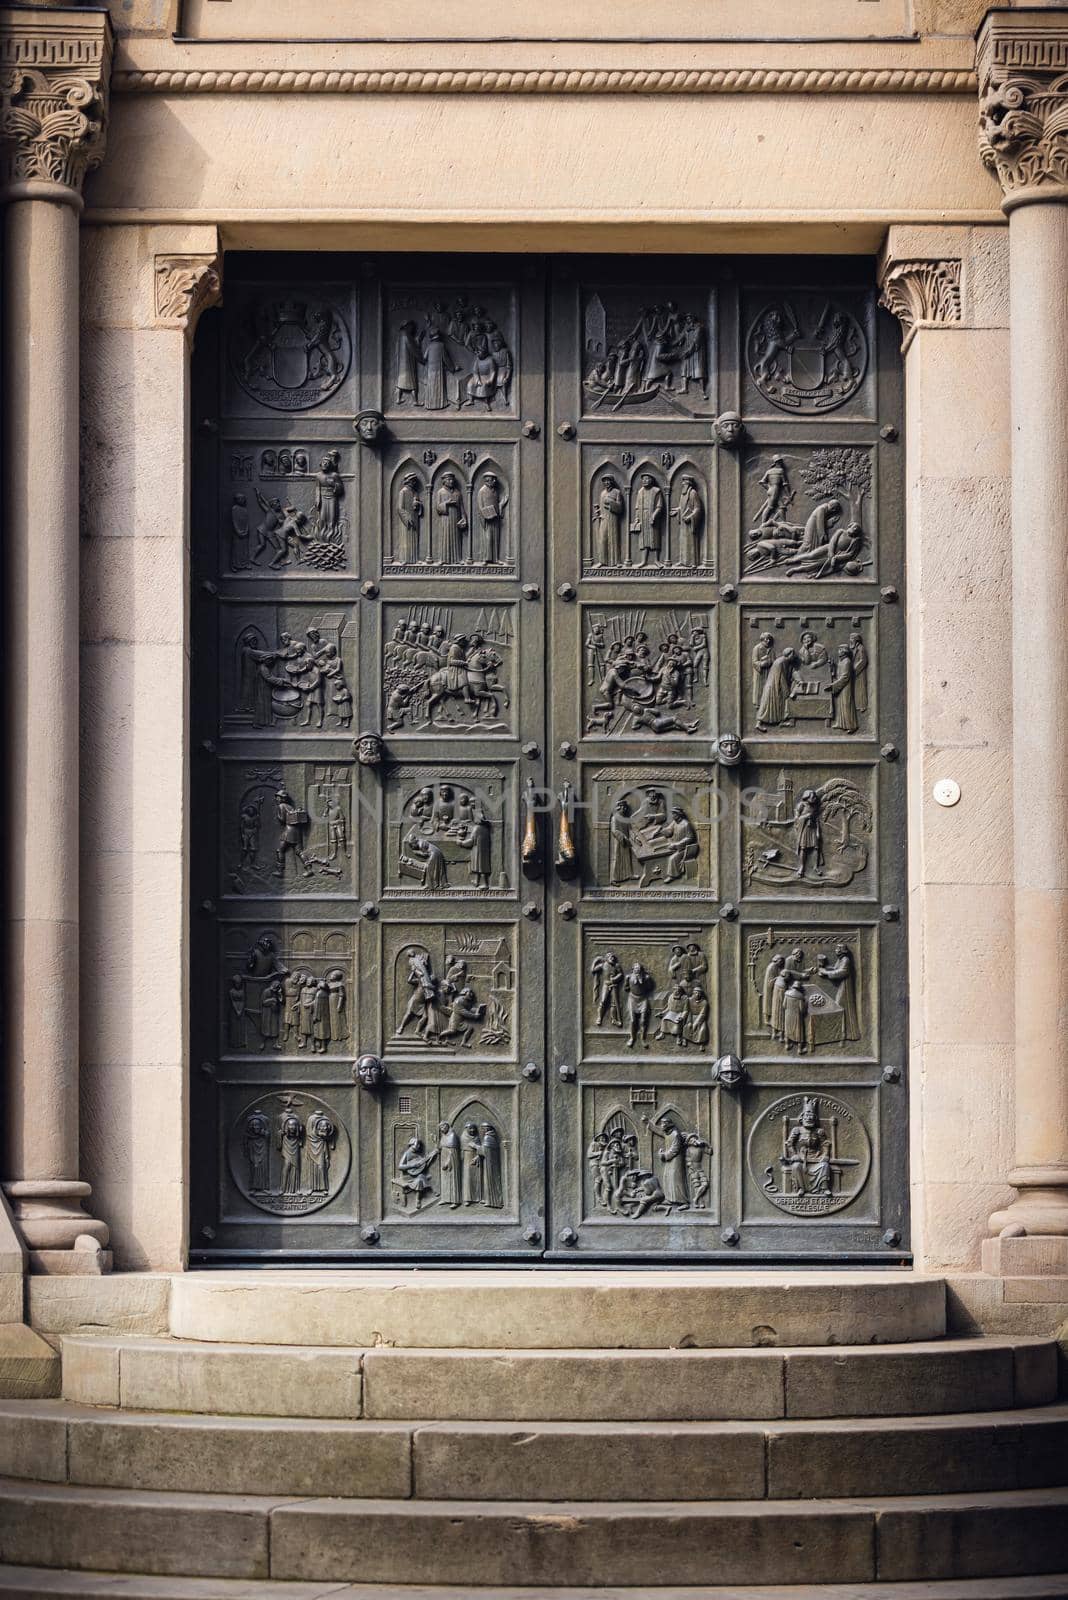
[977,13,1068,200]
[0,8,113,200]
[155,253,223,332]
[878,258,962,348]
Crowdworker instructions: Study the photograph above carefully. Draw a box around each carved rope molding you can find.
[977,17,1068,198]
[155,253,223,331]
[113,65,976,97]
[879,258,962,348]
[0,12,113,197]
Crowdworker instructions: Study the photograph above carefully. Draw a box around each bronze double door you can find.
[191,254,908,1263]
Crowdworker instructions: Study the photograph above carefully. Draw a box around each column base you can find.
[3,1181,111,1274]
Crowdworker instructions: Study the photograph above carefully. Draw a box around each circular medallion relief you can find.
[747,1092,871,1217]
[228,1090,352,1216]
[746,299,867,414]
[230,295,352,411]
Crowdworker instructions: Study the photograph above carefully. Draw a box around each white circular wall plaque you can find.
[933,779,961,808]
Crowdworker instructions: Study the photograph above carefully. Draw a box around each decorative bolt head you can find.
[522,741,541,760]
[558,1063,576,1081]
[523,1226,542,1244]
[882,904,901,923]
[559,741,577,760]
[522,901,541,920]
[201,1224,216,1239]
[558,1226,578,1246]
[721,1226,740,1246]
[719,583,739,602]
[882,1228,901,1247]
[361,1225,380,1245]
[882,1064,902,1083]
[522,421,541,439]
[522,583,541,601]
[557,581,577,601]
[360,580,379,599]
[201,578,218,596]
[354,1054,385,1091]
[355,732,384,767]
[359,901,379,919]
[558,900,577,920]
[354,409,386,446]
[714,1053,746,1089]
[880,585,899,603]
[719,902,739,921]
[522,1062,541,1081]
[880,424,899,442]
[198,417,218,436]
[557,421,576,440]
[201,739,216,755]
[199,1061,215,1079]
[200,898,215,914]
[881,743,899,762]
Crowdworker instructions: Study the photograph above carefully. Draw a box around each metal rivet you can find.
[559,741,577,760]
[719,583,738,602]
[522,901,541,920]
[557,582,577,601]
[933,778,961,808]
[200,578,218,596]
[199,1061,215,1079]
[721,1226,740,1246]
[522,1062,541,1081]
[558,901,577,920]
[201,739,216,755]
[522,741,541,760]
[882,904,900,923]
[361,1226,380,1245]
[558,1226,578,1246]
[880,424,899,442]
[200,898,215,914]
[882,1228,901,1247]
[360,901,379,919]
[880,586,899,603]
[882,1065,902,1083]
[522,421,541,439]
[558,1064,576,1081]
[522,583,541,601]
[556,421,576,440]
[201,1224,216,1239]
[719,902,739,921]
[198,417,218,436]
[881,743,899,762]
[523,1226,542,1244]
[360,580,379,599]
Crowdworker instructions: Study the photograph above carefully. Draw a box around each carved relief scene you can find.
[582,606,714,737]
[744,608,875,739]
[220,924,353,1057]
[742,764,875,896]
[585,769,717,898]
[383,766,512,897]
[384,923,516,1054]
[582,448,714,578]
[583,926,715,1056]
[744,291,871,416]
[221,761,353,896]
[227,291,354,413]
[386,448,515,573]
[583,1089,716,1220]
[382,1086,513,1218]
[224,606,355,735]
[383,603,515,736]
[746,1091,873,1219]
[743,925,875,1059]
[741,446,875,581]
[225,445,354,575]
[227,1090,353,1217]
[388,287,516,413]
[580,288,715,417]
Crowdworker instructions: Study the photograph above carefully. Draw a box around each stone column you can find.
[0,5,114,1272]
[978,9,1068,1268]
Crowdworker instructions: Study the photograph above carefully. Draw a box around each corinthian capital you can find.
[0,6,113,202]
[977,10,1068,202]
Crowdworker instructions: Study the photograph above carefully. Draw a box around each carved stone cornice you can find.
[977,11,1068,204]
[879,257,962,349]
[155,252,223,333]
[0,7,113,203]
[113,65,976,98]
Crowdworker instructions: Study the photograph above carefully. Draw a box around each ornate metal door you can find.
[191,254,907,1263]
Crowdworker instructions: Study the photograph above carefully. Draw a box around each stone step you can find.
[60,1334,1057,1421]
[168,1269,945,1349]
[4,1398,1067,1500]
[0,1480,1065,1585]
[2,1570,1068,1600]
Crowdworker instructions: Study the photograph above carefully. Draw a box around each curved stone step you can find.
[60,1334,1057,1422]
[169,1269,945,1349]
[2,1398,1067,1501]
[2,1569,1068,1600]
[0,1480,1065,1585]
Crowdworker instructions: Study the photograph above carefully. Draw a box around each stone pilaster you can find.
[977,9,1068,1269]
[0,5,114,1273]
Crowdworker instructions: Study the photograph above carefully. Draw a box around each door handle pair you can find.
[522,778,579,877]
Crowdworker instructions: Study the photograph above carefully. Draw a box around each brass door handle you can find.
[555,781,578,876]
[522,776,542,874]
